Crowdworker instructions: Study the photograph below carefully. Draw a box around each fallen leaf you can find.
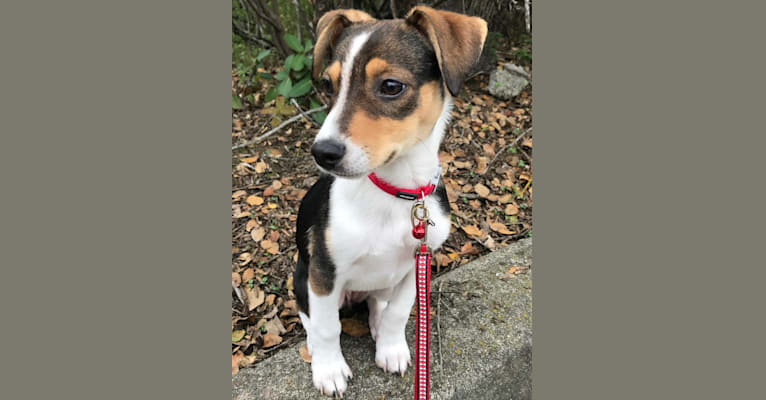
[265,294,276,306]
[498,194,513,204]
[261,239,279,254]
[341,318,370,337]
[460,242,479,255]
[240,156,258,163]
[232,329,246,342]
[251,227,265,242]
[232,190,247,200]
[271,180,283,190]
[521,137,532,148]
[299,345,312,363]
[505,203,519,215]
[262,332,283,348]
[286,274,294,291]
[237,253,252,265]
[461,225,482,237]
[434,252,451,267]
[264,317,286,335]
[245,219,258,232]
[254,161,268,173]
[232,272,241,288]
[246,195,264,206]
[508,265,529,274]
[447,252,459,260]
[267,148,282,157]
[490,222,514,235]
[268,230,280,242]
[245,286,265,311]
[263,186,275,197]
[232,351,244,375]
[241,268,255,284]
[474,183,490,198]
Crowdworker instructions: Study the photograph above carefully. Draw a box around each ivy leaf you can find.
[284,33,303,53]
[313,111,327,124]
[287,77,312,98]
[291,54,306,72]
[264,87,277,103]
[232,95,242,110]
[275,69,289,81]
[284,54,295,71]
[255,49,271,62]
[277,78,293,98]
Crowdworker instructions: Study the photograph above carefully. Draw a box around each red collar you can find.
[367,166,441,200]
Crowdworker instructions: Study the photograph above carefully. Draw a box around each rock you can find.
[488,63,530,100]
[232,238,532,400]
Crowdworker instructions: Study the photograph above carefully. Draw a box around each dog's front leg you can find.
[374,267,416,375]
[307,285,352,397]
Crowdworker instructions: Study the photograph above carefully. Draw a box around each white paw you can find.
[312,354,352,397]
[375,338,411,376]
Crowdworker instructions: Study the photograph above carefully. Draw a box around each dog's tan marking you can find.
[364,58,389,80]
[347,81,443,167]
[307,227,333,296]
[325,61,341,91]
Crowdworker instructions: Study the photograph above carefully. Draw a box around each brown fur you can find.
[324,61,341,93]
[346,81,443,167]
[313,9,375,79]
[405,6,488,96]
[307,228,333,296]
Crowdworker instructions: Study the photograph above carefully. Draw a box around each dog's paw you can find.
[375,339,411,376]
[312,354,352,397]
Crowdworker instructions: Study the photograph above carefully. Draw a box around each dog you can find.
[294,6,487,397]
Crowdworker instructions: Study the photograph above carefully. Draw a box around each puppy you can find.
[295,6,487,397]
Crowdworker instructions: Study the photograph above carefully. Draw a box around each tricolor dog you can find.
[295,6,487,397]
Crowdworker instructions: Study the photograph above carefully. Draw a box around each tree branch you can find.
[232,105,327,150]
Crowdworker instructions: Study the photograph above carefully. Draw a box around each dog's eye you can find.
[320,77,333,96]
[378,79,407,98]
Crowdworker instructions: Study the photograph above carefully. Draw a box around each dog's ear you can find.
[405,6,488,96]
[312,9,375,80]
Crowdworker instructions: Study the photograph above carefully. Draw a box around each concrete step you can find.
[232,238,532,400]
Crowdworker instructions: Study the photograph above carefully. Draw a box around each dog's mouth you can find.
[311,139,374,178]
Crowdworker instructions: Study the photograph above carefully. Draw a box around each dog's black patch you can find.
[295,174,336,316]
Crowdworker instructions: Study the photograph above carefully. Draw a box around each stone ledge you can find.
[232,238,532,400]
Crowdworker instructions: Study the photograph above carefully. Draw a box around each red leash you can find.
[411,202,432,400]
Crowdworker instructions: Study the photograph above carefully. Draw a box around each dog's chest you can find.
[326,186,449,291]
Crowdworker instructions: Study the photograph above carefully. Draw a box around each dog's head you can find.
[310,6,487,178]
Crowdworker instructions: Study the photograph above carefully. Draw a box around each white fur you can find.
[302,29,455,397]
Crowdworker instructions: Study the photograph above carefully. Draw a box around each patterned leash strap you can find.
[414,243,432,400]
[411,200,432,400]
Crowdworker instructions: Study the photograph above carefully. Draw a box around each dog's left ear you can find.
[405,6,488,96]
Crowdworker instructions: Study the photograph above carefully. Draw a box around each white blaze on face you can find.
[314,31,371,177]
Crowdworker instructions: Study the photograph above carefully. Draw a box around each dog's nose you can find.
[311,140,346,169]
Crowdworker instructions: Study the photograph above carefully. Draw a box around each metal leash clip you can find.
[410,194,432,244]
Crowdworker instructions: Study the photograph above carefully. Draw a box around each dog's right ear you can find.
[312,9,375,80]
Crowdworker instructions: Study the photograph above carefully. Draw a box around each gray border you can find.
[0,1,230,399]
[3,1,766,399]
[534,1,766,398]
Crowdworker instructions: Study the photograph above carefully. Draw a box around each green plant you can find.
[263,33,327,124]
[513,47,532,65]
[264,33,313,101]
[232,36,272,109]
